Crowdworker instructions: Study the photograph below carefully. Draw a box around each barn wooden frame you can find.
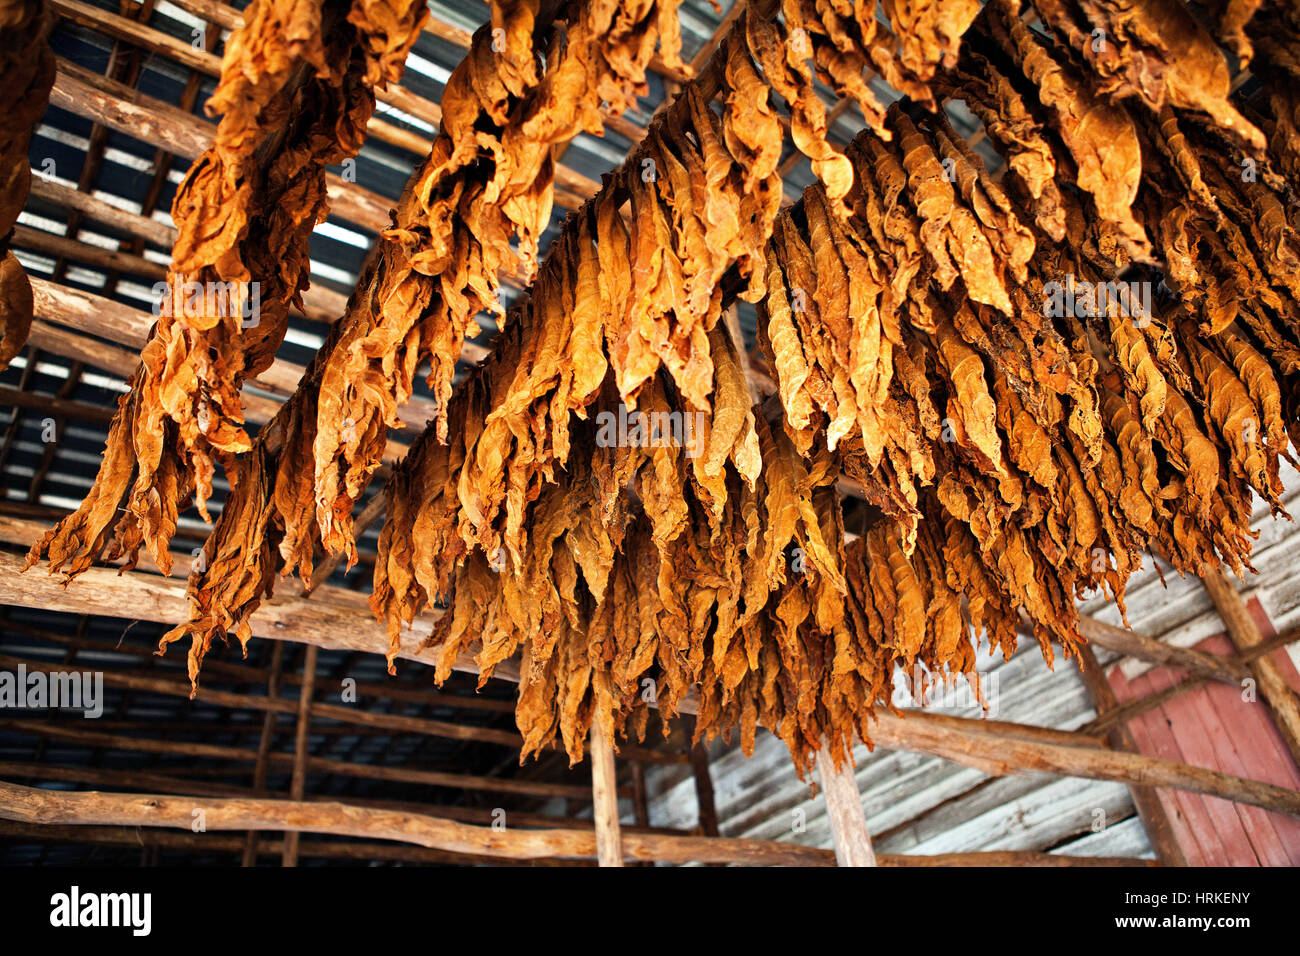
[2,0,1299,867]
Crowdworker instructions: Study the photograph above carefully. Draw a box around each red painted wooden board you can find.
[1115,666,1228,865]
[1105,599,1300,867]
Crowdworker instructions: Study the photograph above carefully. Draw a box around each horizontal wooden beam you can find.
[0,385,114,424]
[0,511,376,590]
[0,779,825,864]
[29,276,308,400]
[6,549,1299,814]
[889,709,1107,750]
[0,820,586,866]
[24,320,149,384]
[0,720,610,800]
[17,321,280,427]
[866,709,1300,818]
[0,819,1156,867]
[26,174,176,248]
[0,761,685,834]
[0,547,440,664]
[14,222,167,281]
[0,780,1158,866]
[0,502,215,550]
[26,266,483,397]
[50,59,392,232]
[1076,615,1249,684]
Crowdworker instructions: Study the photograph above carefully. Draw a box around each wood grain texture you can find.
[1077,642,1187,866]
[1201,568,1300,770]
[0,781,1154,866]
[815,747,876,866]
[590,720,624,867]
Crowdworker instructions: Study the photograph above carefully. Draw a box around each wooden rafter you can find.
[589,720,623,866]
[243,640,284,866]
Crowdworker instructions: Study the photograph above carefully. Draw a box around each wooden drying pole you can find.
[0,761,679,835]
[1076,615,1249,684]
[681,716,726,866]
[1199,567,1300,770]
[630,762,651,830]
[0,821,593,867]
[814,747,876,867]
[0,817,1156,868]
[1074,642,1187,867]
[589,721,623,867]
[681,715,722,844]
[0,780,1158,866]
[1080,626,1300,737]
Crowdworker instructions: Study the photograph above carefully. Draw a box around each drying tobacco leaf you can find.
[880,0,980,81]
[313,0,690,561]
[1032,0,1265,151]
[77,0,1300,773]
[26,0,427,581]
[989,0,1151,259]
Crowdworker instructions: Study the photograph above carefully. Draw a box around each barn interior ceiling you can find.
[1,0,1299,868]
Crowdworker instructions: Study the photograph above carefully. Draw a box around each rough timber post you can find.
[590,720,623,867]
[1076,642,1187,866]
[815,746,876,866]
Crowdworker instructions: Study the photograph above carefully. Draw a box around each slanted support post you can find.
[815,746,876,867]
[1200,567,1300,770]
[589,719,623,867]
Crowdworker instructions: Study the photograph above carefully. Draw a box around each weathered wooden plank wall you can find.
[1110,613,1300,866]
